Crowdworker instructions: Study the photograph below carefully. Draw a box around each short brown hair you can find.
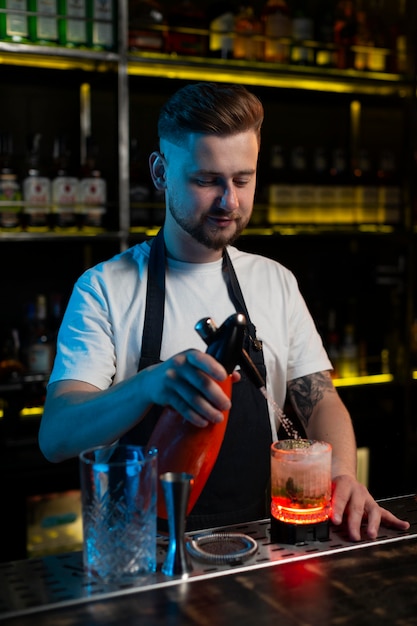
[158,82,264,146]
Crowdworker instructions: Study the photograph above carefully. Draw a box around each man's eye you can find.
[195,178,218,186]
[234,178,250,187]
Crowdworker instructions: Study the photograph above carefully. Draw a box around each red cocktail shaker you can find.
[148,313,247,519]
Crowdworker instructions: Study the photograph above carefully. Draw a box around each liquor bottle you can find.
[261,0,291,64]
[87,0,115,50]
[78,137,107,230]
[0,326,24,382]
[329,146,353,223]
[311,146,334,223]
[28,0,59,45]
[166,0,208,57]
[233,4,262,61]
[376,148,401,224]
[290,0,314,66]
[389,1,407,74]
[129,137,151,227]
[58,0,88,48]
[128,0,166,53]
[0,0,30,42]
[333,0,356,70]
[353,148,378,223]
[26,294,54,375]
[50,134,78,230]
[353,3,370,71]
[366,0,388,73]
[207,0,234,59]
[314,0,336,68]
[267,143,293,224]
[289,144,314,223]
[0,131,22,230]
[22,133,51,231]
[338,324,359,378]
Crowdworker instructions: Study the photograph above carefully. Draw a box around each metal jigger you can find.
[160,472,194,577]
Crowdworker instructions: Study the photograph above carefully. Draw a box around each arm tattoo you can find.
[287,371,335,429]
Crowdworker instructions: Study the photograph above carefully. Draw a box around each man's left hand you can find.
[331,474,410,541]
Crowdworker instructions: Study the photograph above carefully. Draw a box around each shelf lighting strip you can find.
[333,373,394,387]
[0,41,411,96]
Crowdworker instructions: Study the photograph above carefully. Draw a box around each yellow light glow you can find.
[127,54,410,97]
[333,373,393,387]
[20,407,44,418]
[0,47,118,72]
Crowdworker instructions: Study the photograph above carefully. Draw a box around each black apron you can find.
[121,228,272,530]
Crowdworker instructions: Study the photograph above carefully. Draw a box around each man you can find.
[39,82,409,539]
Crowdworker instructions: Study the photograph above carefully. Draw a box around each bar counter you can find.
[1,494,417,625]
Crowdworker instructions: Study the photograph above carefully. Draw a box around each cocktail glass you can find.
[270,439,332,525]
[79,444,158,583]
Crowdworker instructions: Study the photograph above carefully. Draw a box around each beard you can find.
[167,200,248,250]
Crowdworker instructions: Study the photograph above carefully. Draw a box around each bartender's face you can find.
[153,130,259,253]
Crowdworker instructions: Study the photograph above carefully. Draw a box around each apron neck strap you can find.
[223,248,262,351]
[140,227,166,365]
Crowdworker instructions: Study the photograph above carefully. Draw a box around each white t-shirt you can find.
[49,242,332,439]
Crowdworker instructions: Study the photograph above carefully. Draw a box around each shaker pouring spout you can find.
[195,313,266,388]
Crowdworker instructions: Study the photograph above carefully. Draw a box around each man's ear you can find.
[149,151,167,190]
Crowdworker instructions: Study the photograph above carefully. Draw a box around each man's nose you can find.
[219,185,238,210]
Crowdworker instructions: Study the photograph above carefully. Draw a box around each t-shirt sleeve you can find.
[48,272,116,390]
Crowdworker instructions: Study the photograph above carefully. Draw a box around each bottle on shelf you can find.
[352,148,378,223]
[353,2,371,72]
[0,326,24,382]
[0,0,30,43]
[314,0,336,68]
[261,0,292,64]
[389,0,407,74]
[289,144,314,223]
[58,0,88,48]
[0,131,22,230]
[78,136,107,231]
[267,143,293,224]
[376,148,401,224]
[333,0,356,70]
[50,134,78,230]
[128,0,166,53]
[338,324,359,378]
[329,146,354,223]
[28,0,60,45]
[366,0,389,73]
[290,0,314,66]
[311,145,334,223]
[129,137,152,227]
[233,3,263,61]
[165,0,208,57]
[22,133,51,232]
[87,0,115,50]
[0,0,30,42]
[208,0,235,59]
[25,294,55,375]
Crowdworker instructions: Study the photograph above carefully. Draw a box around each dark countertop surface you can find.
[1,494,417,625]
